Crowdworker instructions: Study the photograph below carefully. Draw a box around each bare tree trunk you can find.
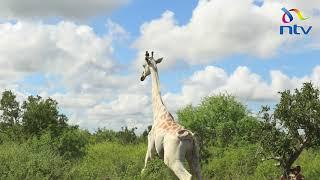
[281,140,308,179]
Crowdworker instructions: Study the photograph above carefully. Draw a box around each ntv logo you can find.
[280,7,312,35]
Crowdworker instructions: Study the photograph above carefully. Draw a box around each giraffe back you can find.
[155,111,193,139]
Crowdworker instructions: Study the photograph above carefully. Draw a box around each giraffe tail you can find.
[191,133,202,180]
[177,130,201,161]
[176,130,199,149]
[192,134,200,162]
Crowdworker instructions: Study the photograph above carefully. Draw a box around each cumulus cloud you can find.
[0,20,151,131]
[133,0,320,69]
[163,66,320,111]
[106,19,130,41]
[0,20,130,93]
[265,0,320,14]
[85,93,151,129]
[0,0,128,20]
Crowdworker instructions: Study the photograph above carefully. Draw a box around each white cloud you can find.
[265,0,320,14]
[0,20,126,93]
[106,19,130,42]
[133,0,320,69]
[163,66,320,111]
[0,20,152,132]
[0,0,128,20]
[88,94,150,117]
[70,93,152,131]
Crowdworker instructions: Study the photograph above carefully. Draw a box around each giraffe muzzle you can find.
[140,75,146,81]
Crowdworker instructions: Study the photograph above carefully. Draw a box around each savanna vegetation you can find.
[0,82,320,179]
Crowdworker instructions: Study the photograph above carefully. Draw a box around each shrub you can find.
[0,134,70,179]
[57,128,88,160]
[203,145,259,179]
[69,142,179,180]
[69,142,145,179]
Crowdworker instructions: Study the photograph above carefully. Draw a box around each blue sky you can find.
[0,0,319,131]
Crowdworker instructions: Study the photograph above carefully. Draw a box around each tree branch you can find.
[286,138,309,168]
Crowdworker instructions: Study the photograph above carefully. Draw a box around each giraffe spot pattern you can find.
[155,112,189,135]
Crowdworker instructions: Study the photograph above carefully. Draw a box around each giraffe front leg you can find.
[141,132,156,174]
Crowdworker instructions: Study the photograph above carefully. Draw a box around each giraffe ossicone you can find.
[140,51,202,180]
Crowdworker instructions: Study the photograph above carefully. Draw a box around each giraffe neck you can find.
[150,67,167,122]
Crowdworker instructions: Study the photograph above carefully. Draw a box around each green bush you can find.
[57,128,89,160]
[140,157,178,180]
[177,95,261,161]
[253,160,280,180]
[69,142,145,179]
[0,134,70,179]
[69,142,179,180]
[203,145,259,179]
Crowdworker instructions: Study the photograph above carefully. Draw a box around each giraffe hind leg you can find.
[168,160,192,180]
[164,138,192,180]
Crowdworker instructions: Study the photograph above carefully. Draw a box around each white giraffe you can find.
[140,51,202,180]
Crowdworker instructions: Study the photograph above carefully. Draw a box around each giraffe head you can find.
[140,51,163,81]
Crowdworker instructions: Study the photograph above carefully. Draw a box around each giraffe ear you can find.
[145,51,152,65]
[155,58,163,64]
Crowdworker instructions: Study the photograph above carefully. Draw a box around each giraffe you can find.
[140,51,202,180]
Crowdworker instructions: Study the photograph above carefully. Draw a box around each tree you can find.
[0,90,21,125]
[259,82,320,178]
[94,128,118,143]
[94,127,139,144]
[0,90,22,141]
[21,95,68,137]
[177,94,261,162]
[116,127,138,144]
[57,127,88,160]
